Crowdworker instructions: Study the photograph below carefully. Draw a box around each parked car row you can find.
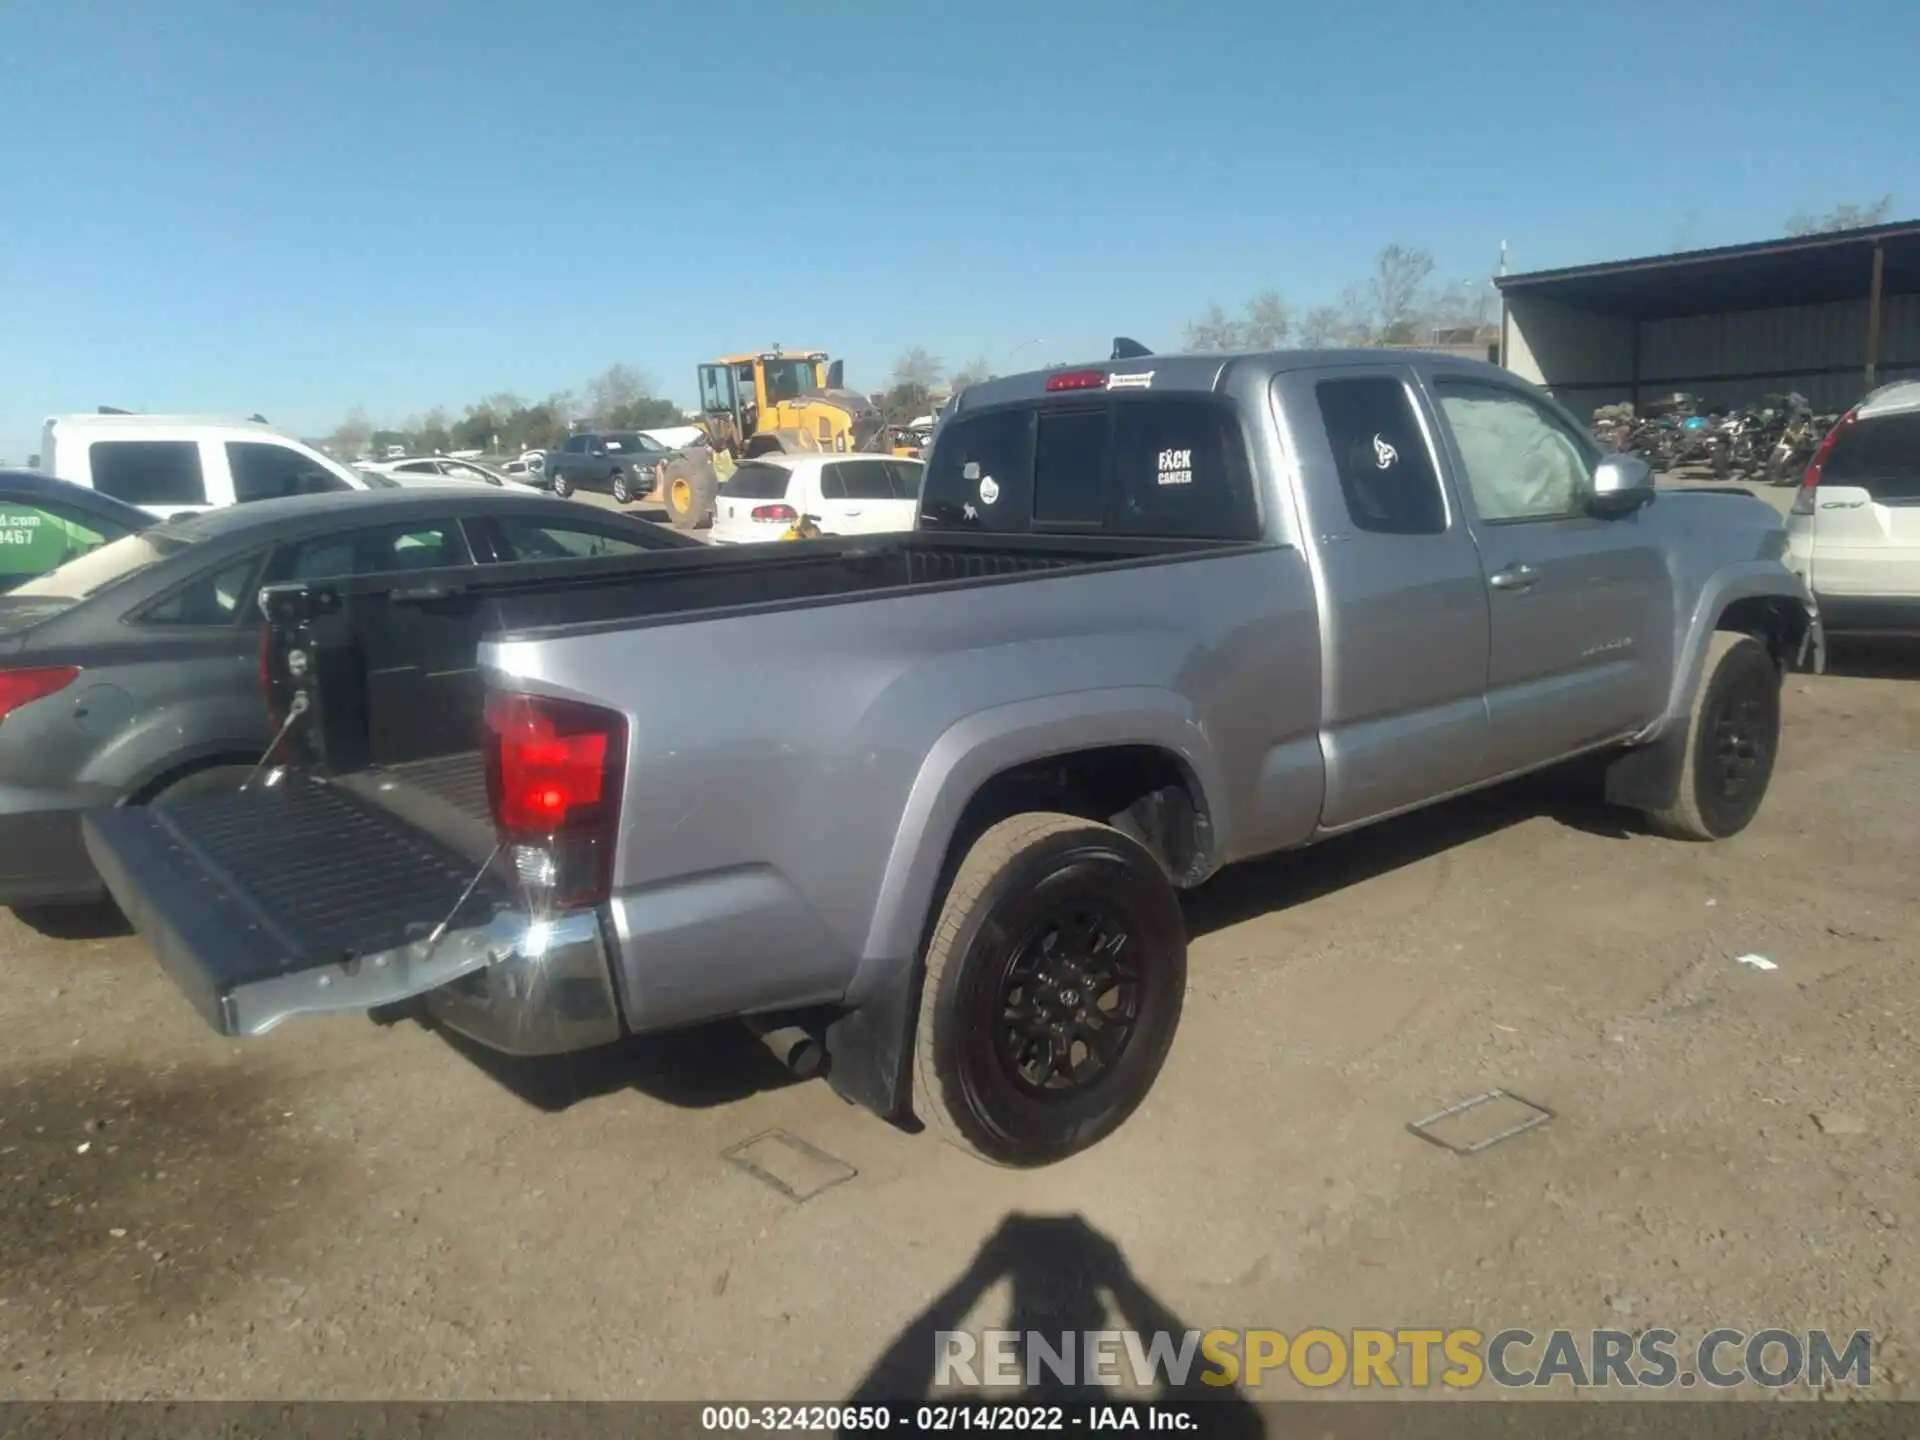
[357,455,539,490]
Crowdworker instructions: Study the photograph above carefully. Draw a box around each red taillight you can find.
[1046,370,1108,392]
[750,503,798,523]
[0,666,80,723]
[483,692,627,907]
[1801,408,1855,493]
[484,693,619,832]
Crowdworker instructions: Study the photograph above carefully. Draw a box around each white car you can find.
[38,412,373,518]
[358,456,539,491]
[1785,379,1920,638]
[709,454,924,545]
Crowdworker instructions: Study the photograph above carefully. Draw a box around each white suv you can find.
[709,453,924,544]
[1785,380,1920,637]
[39,412,371,518]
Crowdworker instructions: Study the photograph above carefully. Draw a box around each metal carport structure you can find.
[1495,220,1920,421]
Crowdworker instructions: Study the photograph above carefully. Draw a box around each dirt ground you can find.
[3,635,1915,1404]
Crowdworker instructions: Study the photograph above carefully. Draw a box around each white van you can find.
[39,413,372,519]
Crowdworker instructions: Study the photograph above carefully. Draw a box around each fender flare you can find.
[1659,562,1818,735]
[853,687,1226,991]
[822,688,1224,1124]
[1605,563,1817,814]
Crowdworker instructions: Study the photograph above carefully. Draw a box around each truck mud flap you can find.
[82,775,516,1039]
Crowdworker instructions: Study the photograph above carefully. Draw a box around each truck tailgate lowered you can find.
[82,775,514,1037]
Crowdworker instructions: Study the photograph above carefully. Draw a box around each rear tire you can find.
[912,813,1186,1167]
[1642,632,1781,841]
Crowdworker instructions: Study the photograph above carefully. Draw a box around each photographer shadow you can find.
[847,1213,1263,1436]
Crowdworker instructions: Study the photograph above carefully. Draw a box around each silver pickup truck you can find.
[82,348,1818,1168]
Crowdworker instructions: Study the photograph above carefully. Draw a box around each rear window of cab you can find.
[920,396,1260,540]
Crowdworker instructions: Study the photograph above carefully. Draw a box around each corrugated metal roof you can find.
[1497,220,1920,320]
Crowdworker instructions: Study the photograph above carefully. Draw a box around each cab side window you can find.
[1314,378,1447,535]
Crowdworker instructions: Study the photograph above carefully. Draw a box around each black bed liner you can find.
[83,774,511,1036]
[260,529,1260,780]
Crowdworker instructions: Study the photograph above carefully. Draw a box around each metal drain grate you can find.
[1408,1089,1554,1155]
[724,1129,857,1202]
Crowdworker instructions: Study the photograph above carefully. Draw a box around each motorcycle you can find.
[1590,403,1636,453]
[1706,407,1765,480]
[1763,393,1820,486]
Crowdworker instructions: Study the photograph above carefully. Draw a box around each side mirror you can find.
[1589,453,1655,517]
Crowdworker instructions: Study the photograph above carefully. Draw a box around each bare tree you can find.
[1783,196,1894,236]
[1183,303,1243,352]
[1241,289,1292,350]
[1428,277,1493,333]
[890,347,944,391]
[1335,282,1376,346]
[1297,306,1346,348]
[327,404,373,459]
[949,355,997,392]
[1368,244,1437,345]
[585,364,655,425]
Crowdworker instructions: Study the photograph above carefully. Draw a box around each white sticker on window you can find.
[1109,371,1155,390]
[1156,447,1193,486]
[963,462,981,481]
[979,475,1000,505]
[1373,433,1398,469]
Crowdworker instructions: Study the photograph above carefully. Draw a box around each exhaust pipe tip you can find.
[745,1017,827,1080]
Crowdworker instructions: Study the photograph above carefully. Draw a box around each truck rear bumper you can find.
[80,776,620,1055]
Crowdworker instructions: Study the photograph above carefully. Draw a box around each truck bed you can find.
[260,530,1254,777]
[88,527,1266,1042]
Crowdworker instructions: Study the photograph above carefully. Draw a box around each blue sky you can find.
[3,0,1914,458]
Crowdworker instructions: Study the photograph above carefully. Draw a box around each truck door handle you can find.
[1488,563,1540,591]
